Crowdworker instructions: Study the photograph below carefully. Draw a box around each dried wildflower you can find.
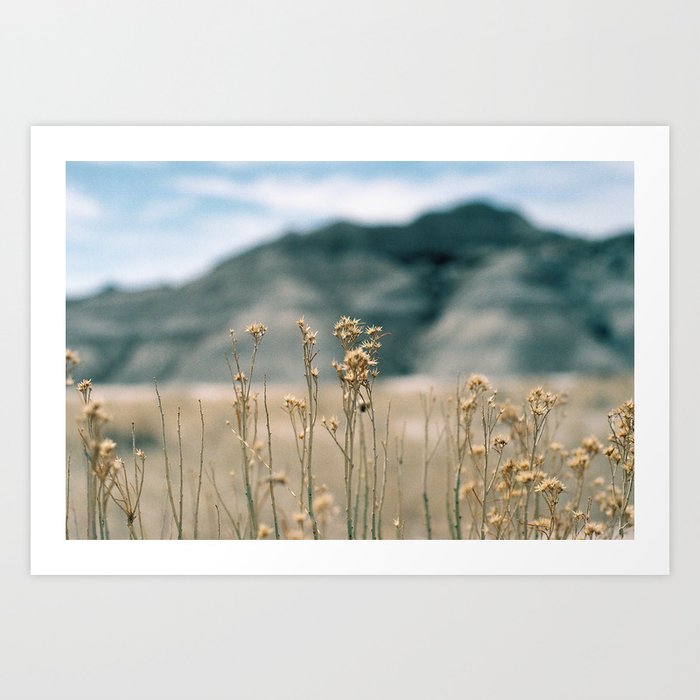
[535,476,566,497]
[333,316,363,350]
[528,517,551,533]
[459,396,477,417]
[245,323,267,342]
[65,349,81,385]
[583,521,605,538]
[459,480,477,500]
[527,387,558,416]
[535,477,566,523]
[83,401,110,424]
[467,373,490,393]
[287,529,304,540]
[471,444,486,457]
[337,347,376,387]
[500,459,518,484]
[568,447,591,475]
[76,378,92,403]
[606,447,622,463]
[283,394,306,412]
[492,435,509,452]
[322,415,339,433]
[499,401,522,424]
[267,471,288,485]
[488,508,506,526]
[516,470,536,484]
[297,317,319,347]
[581,435,603,455]
[313,491,335,514]
[257,523,271,539]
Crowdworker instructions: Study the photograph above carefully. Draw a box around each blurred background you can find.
[66,161,634,384]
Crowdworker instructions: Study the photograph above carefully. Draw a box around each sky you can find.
[66,161,634,297]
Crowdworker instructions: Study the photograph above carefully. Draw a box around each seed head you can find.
[527,387,558,416]
[77,378,92,403]
[340,348,376,386]
[492,435,509,452]
[581,435,603,455]
[535,476,566,496]
[313,491,335,514]
[267,471,288,485]
[333,316,363,350]
[322,415,339,433]
[245,323,267,342]
[99,438,117,458]
[459,480,477,500]
[568,447,591,475]
[583,522,605,538]
[467,374,490,393]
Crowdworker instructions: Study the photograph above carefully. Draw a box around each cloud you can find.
[66,211,294,296]
[138,197,195,223]
[66,188,103,221]
[173,172,503,225]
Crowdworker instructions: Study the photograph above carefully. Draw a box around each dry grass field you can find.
[65,319,634,541]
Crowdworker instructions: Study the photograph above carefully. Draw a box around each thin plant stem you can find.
[155,380,180,539]
[263,378,281,540]
[66,454,71,540]
[377,402,391,539]
[176,407,184,540]
[194,400,205,539]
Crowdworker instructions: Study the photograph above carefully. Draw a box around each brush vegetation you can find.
[65,317,634,541]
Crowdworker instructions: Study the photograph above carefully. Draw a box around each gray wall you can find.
[2,2,695,698]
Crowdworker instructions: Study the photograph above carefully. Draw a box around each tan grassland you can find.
[65,319,634,541]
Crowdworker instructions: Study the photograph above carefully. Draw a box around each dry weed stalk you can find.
[325,316,383,539]
[227,324,266,538]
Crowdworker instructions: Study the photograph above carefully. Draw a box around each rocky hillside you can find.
[66,202,634,383]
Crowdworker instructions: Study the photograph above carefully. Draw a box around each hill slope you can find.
[66,202,634,383]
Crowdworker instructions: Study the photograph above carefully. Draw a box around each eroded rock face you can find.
[67,202,633,383]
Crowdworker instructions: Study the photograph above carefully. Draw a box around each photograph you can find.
[64,159,635,542]
[29,125,668,574]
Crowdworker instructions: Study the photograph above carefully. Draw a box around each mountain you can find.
[66,202,634,383]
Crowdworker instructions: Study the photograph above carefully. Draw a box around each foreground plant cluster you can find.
[65,317,634,541]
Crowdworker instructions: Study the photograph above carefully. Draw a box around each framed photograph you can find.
[31,126,669,574]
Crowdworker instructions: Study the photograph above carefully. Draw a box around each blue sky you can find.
[67,161,633,297]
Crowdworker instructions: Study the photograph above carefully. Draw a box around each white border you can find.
[30,126,669,575]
